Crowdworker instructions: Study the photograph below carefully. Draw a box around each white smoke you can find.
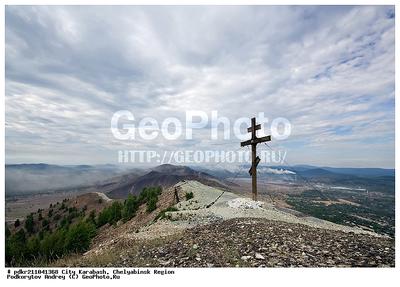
[263,168,296,175]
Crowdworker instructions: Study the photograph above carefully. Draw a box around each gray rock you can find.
[255,253,265,260]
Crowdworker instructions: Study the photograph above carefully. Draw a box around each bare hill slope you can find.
[106,165,231,199]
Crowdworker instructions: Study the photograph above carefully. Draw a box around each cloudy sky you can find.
[5,6,395,168]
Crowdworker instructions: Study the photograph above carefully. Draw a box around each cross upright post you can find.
[240,117,271,201]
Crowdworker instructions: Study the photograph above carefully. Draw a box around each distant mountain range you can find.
[319,167,395,177]
[5,163,395,197]
[194,164,394,178]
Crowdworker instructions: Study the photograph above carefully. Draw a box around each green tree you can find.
[147,196,157,212]
[6,229,27,265]
[68,207,77,214]
[96,208,110,227]
[42,218,50,230]
[25,214,34,234]
[108,201,122,224]
[41,229,66,259]
[138,186,162,212]
[139,186,162,204]
[64,221,96,253]
[59,216,68,228]
[26,236,41,260]
[87,210,96,225]
[97,201,123,226]
[122,195,139,221]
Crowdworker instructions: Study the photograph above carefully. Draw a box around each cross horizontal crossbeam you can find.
[247,124,261,133]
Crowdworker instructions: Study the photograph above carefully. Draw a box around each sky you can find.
[5,6,395,168]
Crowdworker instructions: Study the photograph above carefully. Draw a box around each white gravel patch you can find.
[227,198,263,209]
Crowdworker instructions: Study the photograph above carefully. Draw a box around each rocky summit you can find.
[119,218,394,267]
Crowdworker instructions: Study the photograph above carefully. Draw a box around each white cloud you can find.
[5,6,395,168]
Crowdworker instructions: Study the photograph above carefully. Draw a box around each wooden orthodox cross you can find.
[240,117,271,201]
